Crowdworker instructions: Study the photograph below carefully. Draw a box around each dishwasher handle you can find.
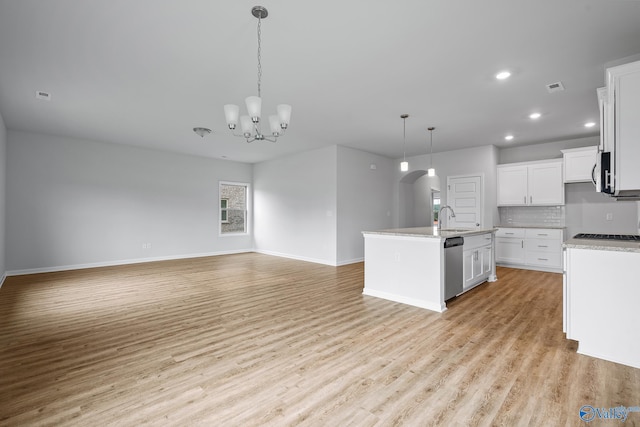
[444,237,464,248]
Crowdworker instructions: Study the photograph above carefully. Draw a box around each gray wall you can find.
[394,145,499,228]
[497,135,639,236]
[336,146,393,264]
[253,145,338,265]
[253,144,392,266]
[498,135,599,164]
[6,130,253,273]
[0,112,6,282]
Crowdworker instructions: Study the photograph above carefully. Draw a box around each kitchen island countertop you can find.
[362,227,497,239]
[563,238,640,253]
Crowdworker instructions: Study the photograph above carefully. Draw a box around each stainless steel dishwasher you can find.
[444,236,464,301]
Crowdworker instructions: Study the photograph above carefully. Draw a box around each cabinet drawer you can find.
[464,233,493,250]
[525,251,562,268]
[525,238,562,253]
[496,228,526,238]
[525,229,563,240]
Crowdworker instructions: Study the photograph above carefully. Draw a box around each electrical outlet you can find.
[606,213,613,221]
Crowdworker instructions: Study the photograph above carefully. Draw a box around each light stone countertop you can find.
[563,238,640,253]
[494,224,566,230]
[362,227,497,239]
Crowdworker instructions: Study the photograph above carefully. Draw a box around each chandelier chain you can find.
[256,15,262,98]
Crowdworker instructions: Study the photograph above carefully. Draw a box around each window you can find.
[220,198,229,223]
[219,182,249,235]
[432,191,441,225]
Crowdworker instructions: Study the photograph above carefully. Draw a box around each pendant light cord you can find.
[403,117,407,162]
[429,128,433,169]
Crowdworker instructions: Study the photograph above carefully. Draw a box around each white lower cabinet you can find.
[463,233,493,290]
[496,227,564,272]
[495,228,525,264]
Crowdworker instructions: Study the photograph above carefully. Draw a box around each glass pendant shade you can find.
[400,161,409,172]
[245,96,262,122]
[240,115,253,137]
[428,167,436,177]
[224,104,240,129]
[277,104,292,128]
[269,115,281,136]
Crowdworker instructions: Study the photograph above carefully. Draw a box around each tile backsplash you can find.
[498,206,565,227]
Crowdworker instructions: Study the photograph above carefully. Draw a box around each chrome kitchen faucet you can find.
[437,205,456,230]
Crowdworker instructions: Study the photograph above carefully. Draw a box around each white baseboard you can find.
[5,249,253,277]
[362,288,446,313]
[336,257,364,266]
[253,249,337,266]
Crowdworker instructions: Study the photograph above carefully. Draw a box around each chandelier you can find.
[224,6,291,143]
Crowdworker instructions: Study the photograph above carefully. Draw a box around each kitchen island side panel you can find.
[566,247,640,369]
[363,234,445,312]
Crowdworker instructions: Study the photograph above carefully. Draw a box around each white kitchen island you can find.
[362,227,497,313]
[564,238,640,369]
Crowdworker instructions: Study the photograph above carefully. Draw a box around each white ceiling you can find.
[1,0,639,164]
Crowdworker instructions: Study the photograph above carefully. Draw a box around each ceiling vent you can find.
[35,90,51,101]
[546,81,565,93]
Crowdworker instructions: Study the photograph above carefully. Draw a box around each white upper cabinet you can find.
[562,146,598,183]
[497,160,564,206]
[496,165,528,205]
[607,60,640,195]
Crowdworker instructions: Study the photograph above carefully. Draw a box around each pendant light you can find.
[427,127,441,191]
[400,114,409,172]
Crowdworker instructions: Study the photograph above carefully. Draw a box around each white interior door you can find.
[446,175,483,229]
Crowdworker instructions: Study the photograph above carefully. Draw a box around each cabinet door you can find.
[495,237,525,264]
[563,147,598,183]
[480,245,492,278]
[463,250,476,290]
[497,165,528,206]
[528,162,564,205]
[612,63,640,193]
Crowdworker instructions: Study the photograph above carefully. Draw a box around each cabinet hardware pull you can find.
[521,241,524,248]
[524,196,526,204]
[530,196,532,204]
[538,258,548,261]
[538,233,548,236]
[506,232,514,235]
[538,245,548,248]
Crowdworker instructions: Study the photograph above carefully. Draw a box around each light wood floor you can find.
[1,254,639,426]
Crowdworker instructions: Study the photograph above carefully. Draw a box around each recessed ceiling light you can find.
[505,135,514,141]
[496,71,511,80]
[529,112,542,119]
[584,122,596,128]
